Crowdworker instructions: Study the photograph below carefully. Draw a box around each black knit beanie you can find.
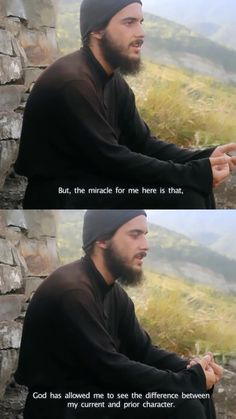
[80,0,142,41]
[83,210,146,250]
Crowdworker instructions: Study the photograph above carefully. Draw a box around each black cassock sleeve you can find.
[61,79,213,196]
[60,287,206,394]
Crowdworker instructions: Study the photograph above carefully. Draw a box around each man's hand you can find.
[211,143,236,173]
[209,361,224,383]
[209,156,230,187]
[187,353,223,390]
[198,356,217,390]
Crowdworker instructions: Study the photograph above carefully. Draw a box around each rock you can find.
[0,349,18,399]
[214,368,236,418]
[11,247,28,275]
[18,237,58,277]
[0,384,27,417]
[0,322,22,349]
[0,112,22,139]
[11,37,28,67]
[25,277,44,299]
[0,238,13,265]
[6,210,26,231]
[0,55,23,85]
[228,359,236,370]
[0,19,5,30]
[0,140,19,189]
[0,86,25,112]
[0,175,27,209]
[24,67,43,92]
[0,265,23,294]
[0,2,6,19]
[5,0,27,21]
[18,26,58,66]
[0,295,25,322]
[0,28,13,55]
[24,211,57,238]
[215,172,236,209]
[0,213,7,239]
[24,0,57,29]
[4,16,21,36]
[4,0,57,29]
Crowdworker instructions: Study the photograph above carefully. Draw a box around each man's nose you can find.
[140,235,149,251]
[135,22,145,39]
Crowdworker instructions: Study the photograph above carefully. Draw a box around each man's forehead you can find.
[111,2,143,21]
[117,215,148,232]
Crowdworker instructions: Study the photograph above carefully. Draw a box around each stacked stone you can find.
[0,0,58,190]
[0,210,59,399]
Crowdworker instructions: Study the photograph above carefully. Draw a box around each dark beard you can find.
[99,31,142,75]
[103,242,144,287]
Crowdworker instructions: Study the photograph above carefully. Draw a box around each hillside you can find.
[57,211,236,294]
[129,271,236,357]
[211,24,236,51]
[142,13,236,79]
[128,61,236,147]
[147,210,236,259]
[56,1,236,83]
[143,0,236,51]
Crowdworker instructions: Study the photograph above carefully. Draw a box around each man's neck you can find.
[91,254,115,285]
[89,44,114,76]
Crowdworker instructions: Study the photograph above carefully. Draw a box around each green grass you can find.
[128,61,236,147]
[127,271,236,359]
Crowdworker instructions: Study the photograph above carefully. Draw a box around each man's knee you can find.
[175,399,207,419]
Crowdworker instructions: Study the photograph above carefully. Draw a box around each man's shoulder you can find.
[34,259,92,299]
[32,49,93,92]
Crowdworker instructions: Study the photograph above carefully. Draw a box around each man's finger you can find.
[228,156,236,167]
[219,143,236,154]
[210,156,228,166]
[199,354,212,369]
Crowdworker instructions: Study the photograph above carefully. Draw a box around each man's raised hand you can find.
[211,143,236,173]
[209,156,230,187]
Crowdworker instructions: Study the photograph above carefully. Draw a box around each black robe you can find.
[15,47,215,209]
[15,257,215,418]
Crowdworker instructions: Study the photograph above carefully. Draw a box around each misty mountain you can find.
[146,223,236,294]
[143,0,236,26]
[143,0,236,51]
[147,210,236,253]
[142,13,236,82]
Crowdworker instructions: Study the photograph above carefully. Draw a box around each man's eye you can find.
[130,232,139,238]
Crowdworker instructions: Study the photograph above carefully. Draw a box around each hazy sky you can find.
[146,210,236,237]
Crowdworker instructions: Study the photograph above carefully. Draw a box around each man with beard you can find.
[15,210,222,419]
[15,0,236,209]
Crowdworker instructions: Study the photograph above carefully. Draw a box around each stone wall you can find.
[0,0,58,190]
[0,210,59,399]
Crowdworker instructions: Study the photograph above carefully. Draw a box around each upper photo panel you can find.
[0,0,236,209]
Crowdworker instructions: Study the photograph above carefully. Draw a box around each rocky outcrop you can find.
[0,0,58,190]
[0,210,59,399]
[215,171,236,209]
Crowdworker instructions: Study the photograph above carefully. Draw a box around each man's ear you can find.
[91,30,105,41]
[95,239,109,250]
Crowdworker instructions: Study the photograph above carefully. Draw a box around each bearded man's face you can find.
[103,215,148,286]
[99,3,144,75]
